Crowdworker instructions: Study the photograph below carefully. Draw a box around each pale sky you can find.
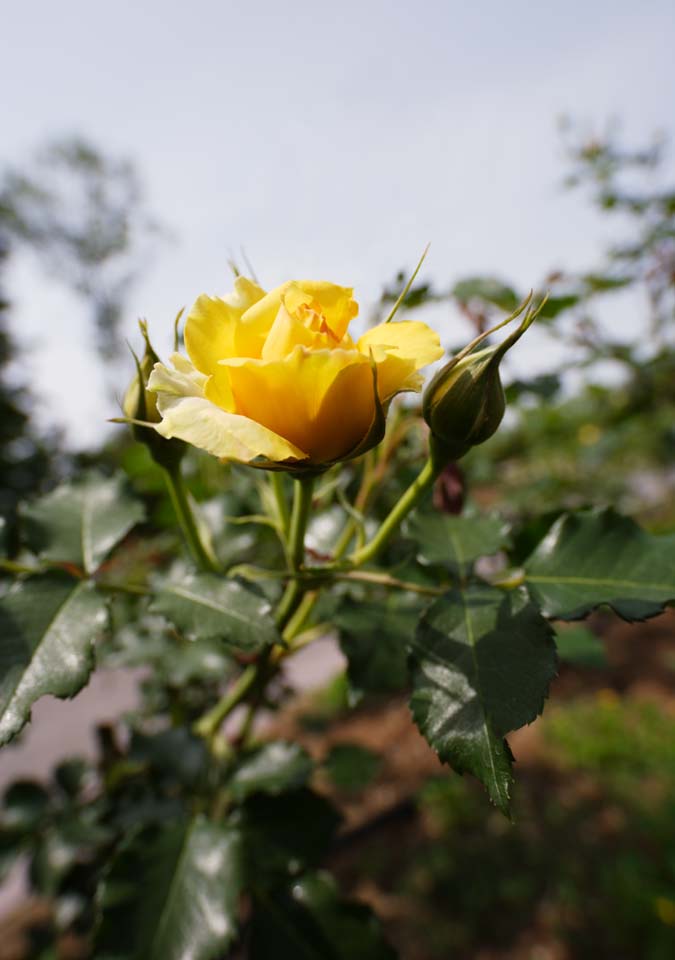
[3,0,675,446]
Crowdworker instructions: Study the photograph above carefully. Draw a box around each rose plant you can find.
[0,262,673,959]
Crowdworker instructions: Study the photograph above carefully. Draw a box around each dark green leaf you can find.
[524,508,675,621]
[250,871,397,960]
[409,585,557,814]
[54,759,92,799]
[505,373,561,402]
[582,273,632,292]
[2,780,50,832]
[96,816,242,960]
[151,573,277,652]
[0,516,7,558]
[408,512,510,576]
[0,829,21,883]
[241,788,341,886]
[30,808,112,896]
[229,741,313,800]
[452,277,520,311]
[537,294,581,319]
[21,473,144,573]
[323,744,381,793]
[128,728,208,788]
[555,625,607,668]
[336,598,420,697]
[0,574,107,745]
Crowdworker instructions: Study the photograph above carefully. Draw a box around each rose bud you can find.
[123,320,186,469]
[423,294,545,467]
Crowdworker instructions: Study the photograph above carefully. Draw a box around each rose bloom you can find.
[148,278,443,469]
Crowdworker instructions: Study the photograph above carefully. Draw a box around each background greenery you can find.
[0,125,673,959]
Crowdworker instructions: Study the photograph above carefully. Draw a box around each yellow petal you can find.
[184,277,266,378]
[293,281,358,340]
[221,346,374,462]
[148,354,208,398]
[261,302,329,361]
[239,279,358,357]
[357,320,444,400]
[149,356,307,463]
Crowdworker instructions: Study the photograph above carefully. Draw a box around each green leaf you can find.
[537,294,580,319]
[96,816,242,960]
[2,780,50,833]
[229,741,313,801]
[409,585,557,814]
[408,512,510,576]
[452,277,520,312]
[151,573,277,652]
[555,625,607,667]
[0,574,107,745]
[323,744,381,793]
[129,728,208,788]
[250,871,397,960]
[524,508,675,621]
[582,273,632,292]
[21,473,144,573]
[241,788,341,886]
[336,597,420,697]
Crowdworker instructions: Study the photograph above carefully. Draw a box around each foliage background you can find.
[1,2,675,958]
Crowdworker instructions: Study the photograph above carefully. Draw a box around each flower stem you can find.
[162,464,219,573]
[193,662,258,740]
[274,475,315,629]
[194,475,315,745]
[348,458,437,567]
[270,472,291,540]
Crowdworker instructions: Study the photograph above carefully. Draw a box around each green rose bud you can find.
[123,320,186,470]
[423,294,545,468]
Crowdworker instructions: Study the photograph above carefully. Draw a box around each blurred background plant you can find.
[0,118,673,960]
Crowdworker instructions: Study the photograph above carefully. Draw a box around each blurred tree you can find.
[0,238,53,525]
[0,136,165,365]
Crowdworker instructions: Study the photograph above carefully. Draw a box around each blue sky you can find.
[4,0,675,445]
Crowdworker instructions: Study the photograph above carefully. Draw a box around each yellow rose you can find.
[147,277,443,469]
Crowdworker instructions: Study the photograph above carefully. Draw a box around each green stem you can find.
[271,472,291,540]
[282,590,318,642]
[193,663,258,740]
[287,475,314,572]
[195,475,315,746]
[274,476,315,630]
[348,458,437,568]
[163,465,218,573]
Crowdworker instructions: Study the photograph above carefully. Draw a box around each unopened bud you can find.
[123,320,186,469]
[423,293,544,467]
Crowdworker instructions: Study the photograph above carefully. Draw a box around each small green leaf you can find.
[0,516,7,558]
[229,741,313,800]
[129,728,208,788]
[452,277,520,312]
[21,472,144,573]
[409,585,557,814]
[0,574,107,745]
[524,508,675,621]
[408,512,510,576]
[151,573,277,652]
[241,788,341,886]
[555,625,607,667]
[95,816,243,960]
[537,294,580,319]
[2,781,50,833]
[323,744,381,793]
[336,598,420,697]
[250,871,397,960]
